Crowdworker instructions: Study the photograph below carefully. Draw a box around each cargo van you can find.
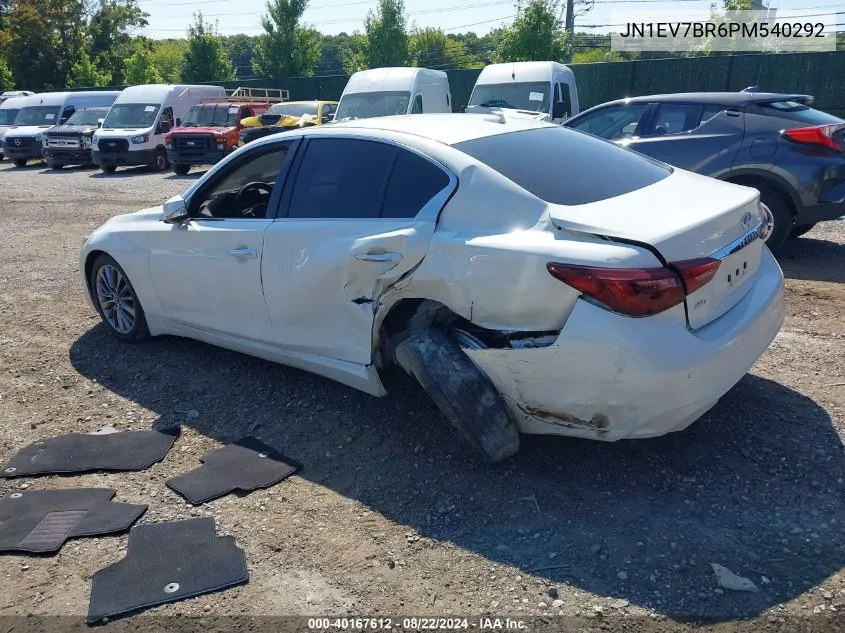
[2,91,120,167]
[93,84,226,173]
[465,61,579,124]
[0,96,28,162]
[0,90,34,105]
[334,67,451,121]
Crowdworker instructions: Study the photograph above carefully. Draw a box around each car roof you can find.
[596,92,812,107]
[318,113,555,145]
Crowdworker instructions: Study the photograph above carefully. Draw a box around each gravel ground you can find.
[0,161,843,631]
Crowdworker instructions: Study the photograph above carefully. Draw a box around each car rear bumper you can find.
[43,148,94,164]
[796,200,845,224]
[93,149,154,167]
[166,148,226,166]
[465,248,786,441]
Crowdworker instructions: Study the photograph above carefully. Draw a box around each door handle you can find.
[354,252,402,264]
[229,247,257,260]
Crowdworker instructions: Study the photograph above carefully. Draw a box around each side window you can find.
[700,105,726,124]
[239,106,251,120]
[647,103,717,137]
[411,94,423,114]
[287,138,397,219]
[568,104,648,140]
[382,150,450,218]
[61,106,75,123]
[191,144,291,220]
[555,83,572,119]
[321,103,337,122]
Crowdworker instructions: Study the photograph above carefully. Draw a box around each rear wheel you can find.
[90,254,149,343]
[757,187,792,252]
[172,163,190,176]
[789,223,816,239]
[150,149,168,172]
[12,159,27,167]
[393,327,520,464]
[46,161,62,170]
[101,165,116,173]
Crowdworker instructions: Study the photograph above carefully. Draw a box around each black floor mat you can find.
[0,489,146,554]
[88,517,248,623]
[0,428,179,478]
[165,437,300,505]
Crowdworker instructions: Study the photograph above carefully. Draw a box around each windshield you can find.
[65,110,106,126]
[468,82,551,113]
[183,104,239,127]
[102,103,160,129]
[0,108,20,125]
[13,106,61,126]
[334,92,411,120]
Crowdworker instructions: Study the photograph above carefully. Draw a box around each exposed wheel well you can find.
[722,174,796,219]
[376,299,459,371]
[83,250,107,302]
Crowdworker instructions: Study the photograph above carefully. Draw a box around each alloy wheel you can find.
[95,265,135,334]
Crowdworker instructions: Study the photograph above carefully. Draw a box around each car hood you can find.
[5,125,53,137]
[171,125,232,135]
[45,124,99,136]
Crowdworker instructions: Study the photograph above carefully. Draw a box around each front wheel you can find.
[90,254,149,343]
[758,188,792,252]
[46,161,62,170]
[172,163,190,176]
[12,159,27,167]
[101,165,116,173]
[393,327,520,464]
[150,149,168,172]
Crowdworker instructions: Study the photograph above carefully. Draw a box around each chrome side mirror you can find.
[163,195,189,223]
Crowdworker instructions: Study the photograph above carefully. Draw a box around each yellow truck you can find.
[238,100,338,146]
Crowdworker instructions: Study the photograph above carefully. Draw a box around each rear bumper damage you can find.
[464,248,785,441]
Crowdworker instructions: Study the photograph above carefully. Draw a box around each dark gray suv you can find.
[564,92,845,251]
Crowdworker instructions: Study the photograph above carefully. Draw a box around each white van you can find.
[93,84,226,173]
[0,90,34,105]
[334,67,451,121]
[2,91,120,166]
[0,96,29,162]
[465,62,579,124]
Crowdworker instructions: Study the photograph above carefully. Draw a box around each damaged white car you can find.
[80,114,786,463]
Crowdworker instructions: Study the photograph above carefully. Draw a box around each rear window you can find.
[759,101,842,125]
[454,127,671,206]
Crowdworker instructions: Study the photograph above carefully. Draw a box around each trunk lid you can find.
[548,169,766,329]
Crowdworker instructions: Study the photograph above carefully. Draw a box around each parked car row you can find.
[3,62,843,251]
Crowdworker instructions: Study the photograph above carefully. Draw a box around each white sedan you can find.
[80,113,785,463]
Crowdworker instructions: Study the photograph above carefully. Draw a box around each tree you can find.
[88,0,149,85]
[69,50,112,86]
[409,27,480,69]
[496,0,566,62]
[124,48,162,84]
[223,34,258,79]
[152,39,187,83]
[7,0,61,89]
[340,32,367,73]
[182,13,235,82]
[252,0,321,77]
[365,0,408,67]
[0,58,12,91]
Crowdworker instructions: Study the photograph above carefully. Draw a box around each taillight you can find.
[547,258,723,318]
[782,124,845,152]
[669,257,721,294]
[546,263,685,317]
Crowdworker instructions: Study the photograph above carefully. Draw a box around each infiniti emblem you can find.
[740,211,753,229]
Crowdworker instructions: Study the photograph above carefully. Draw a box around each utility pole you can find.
[564,0,575,62]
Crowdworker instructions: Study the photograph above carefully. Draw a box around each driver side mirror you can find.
[163,195,189,224]
[553,102,568,119]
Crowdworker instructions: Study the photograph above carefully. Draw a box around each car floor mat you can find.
[165,437,301,505]
[0,428,180,478]
[87,517,248,623]
[0,489,147,554]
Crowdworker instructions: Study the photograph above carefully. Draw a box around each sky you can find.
[137,0,841,41]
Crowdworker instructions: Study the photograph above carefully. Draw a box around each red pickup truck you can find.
[164,88,288,175]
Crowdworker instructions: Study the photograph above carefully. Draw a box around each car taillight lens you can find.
[546,263,686,317]
[669,257,721,294]
[782,124,845,152]
[547,258,723,318]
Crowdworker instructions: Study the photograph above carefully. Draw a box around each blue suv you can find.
[564,92,845,251]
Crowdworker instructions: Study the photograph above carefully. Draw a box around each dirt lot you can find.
[0,161,843,632]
